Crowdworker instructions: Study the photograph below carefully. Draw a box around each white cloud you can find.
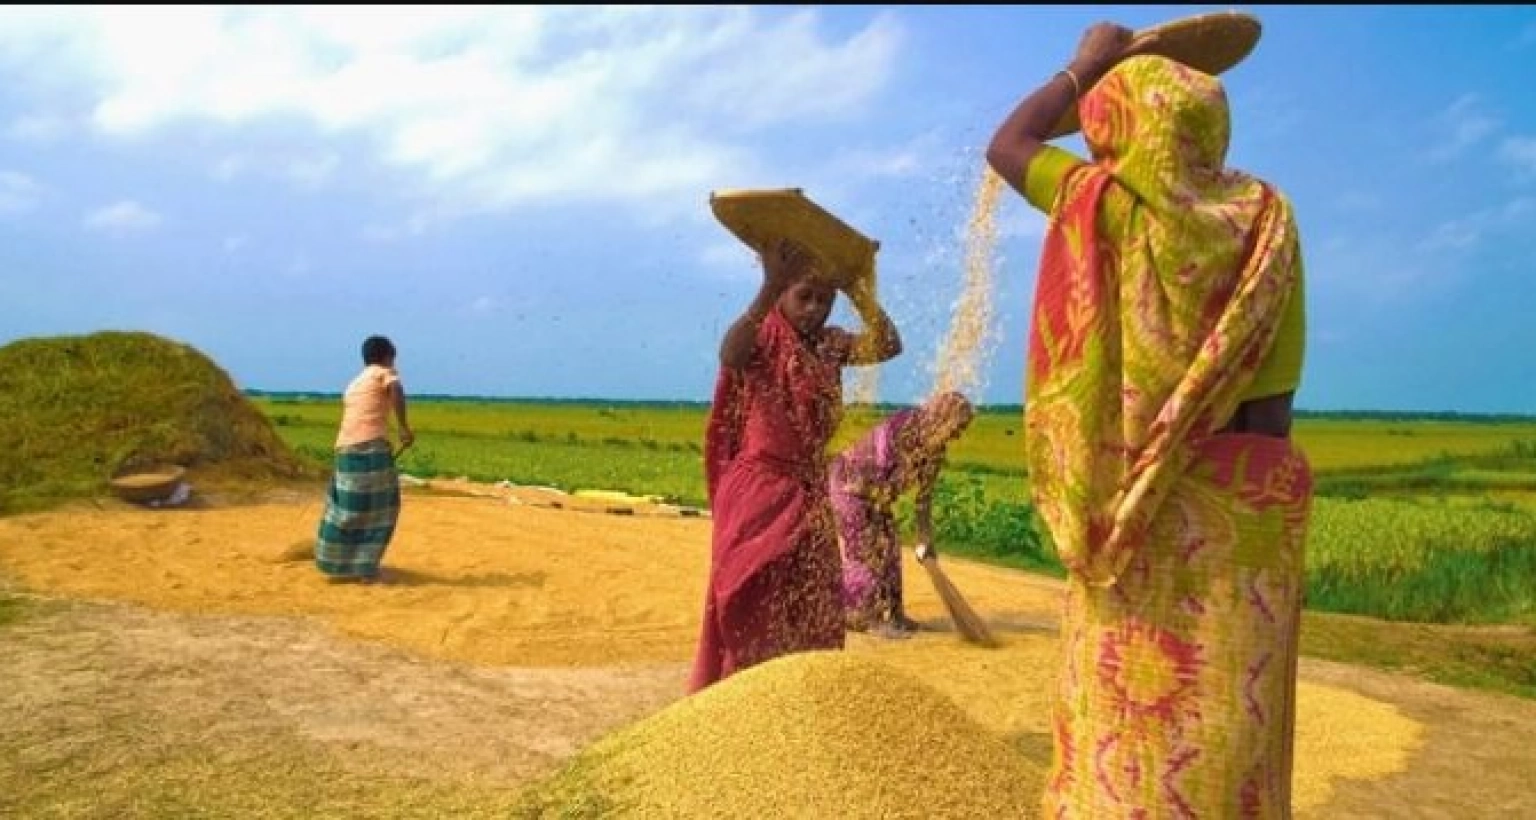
[1500,136,1536,177]
[212,151,338,189]
[223,234,248,253]
[0,7,904,218]
[361,224,396,243]
[212,154,249,182]
[468,296,497,315]
[285,254,312,277]
[1331,191,1383,215]
[361,213,432,244]
[1415,197,1534,253]
[6,113,68,142]
[285,153,338,188]
[824,144,925,181]
[696,240,759,281]
[1417,220,1480,253]
[1310,234,1443,304]
[0,170,42,215]
[1425,94,1498,163]
[1518,21,1536,47]
[83,199,162,233]
[1310,197,1536,310]
[676,9,901,129]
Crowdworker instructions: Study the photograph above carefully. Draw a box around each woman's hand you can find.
[818,327,854,362]
[986,20,1134,205]
[1068,21,1136,86]
[841,268,876,302]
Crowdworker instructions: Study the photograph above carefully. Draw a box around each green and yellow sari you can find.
[1022,55,1312,818]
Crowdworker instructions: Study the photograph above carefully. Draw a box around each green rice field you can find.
[253,394,1536,631]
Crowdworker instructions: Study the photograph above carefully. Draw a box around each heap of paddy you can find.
[0,330,312,513]
[513,650,1046,818]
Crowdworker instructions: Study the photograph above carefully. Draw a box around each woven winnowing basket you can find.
[109,465,187,503]
[709,188,879,290]
[1049,11,1263,139]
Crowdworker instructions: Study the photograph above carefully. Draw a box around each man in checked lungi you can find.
[315,335,415,583]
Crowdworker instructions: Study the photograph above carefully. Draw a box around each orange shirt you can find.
[335,364,401,449]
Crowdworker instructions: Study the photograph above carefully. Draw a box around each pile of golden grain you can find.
[515,650,1044,818]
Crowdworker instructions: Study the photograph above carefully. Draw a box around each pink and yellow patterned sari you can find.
[1025,56,1313,818]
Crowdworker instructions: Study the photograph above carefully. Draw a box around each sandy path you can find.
[0,599,684,818]
[1,490,1533,817]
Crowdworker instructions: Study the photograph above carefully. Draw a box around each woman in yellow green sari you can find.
[986,22,1312,818]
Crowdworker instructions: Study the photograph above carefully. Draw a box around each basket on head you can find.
[108,465,187,504]
[1049,11,1264,139]
[709,188,879,291]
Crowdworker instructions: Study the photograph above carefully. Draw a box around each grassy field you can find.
[254,395,1536,495]
[257,392,1536,672]
[1,381,1531,701]
[253,394,1536,632]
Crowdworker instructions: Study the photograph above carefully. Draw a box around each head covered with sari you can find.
[1025,55,1303,586]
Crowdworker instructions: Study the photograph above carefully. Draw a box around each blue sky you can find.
[1,5,1533,413]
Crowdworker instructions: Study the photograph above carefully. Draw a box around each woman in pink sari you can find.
[688,238,902,693]
[987,22,1312,818]
[829,390,974,639]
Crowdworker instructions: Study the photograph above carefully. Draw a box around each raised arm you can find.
[720,239,814,369]
[832,274,902,367]
[985,22,1135,200]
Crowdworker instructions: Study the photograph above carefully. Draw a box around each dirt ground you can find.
[2,486,1534,817]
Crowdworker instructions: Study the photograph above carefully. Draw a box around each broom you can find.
[914,543,998,647]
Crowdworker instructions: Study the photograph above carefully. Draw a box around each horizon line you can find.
[241,389,1536,421]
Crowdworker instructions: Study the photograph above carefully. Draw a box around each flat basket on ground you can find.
[709,188,879,290]
[1049,11,1264,139]
[109,465,187,504]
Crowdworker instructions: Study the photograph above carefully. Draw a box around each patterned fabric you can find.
[1021,142,1309,406]
[690,307,846,693]
[315,438,401,579]
[1046,436,1312,818]
[829,408,919,622]
[1021,56,1313,817]
[1026,54,1302,588]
